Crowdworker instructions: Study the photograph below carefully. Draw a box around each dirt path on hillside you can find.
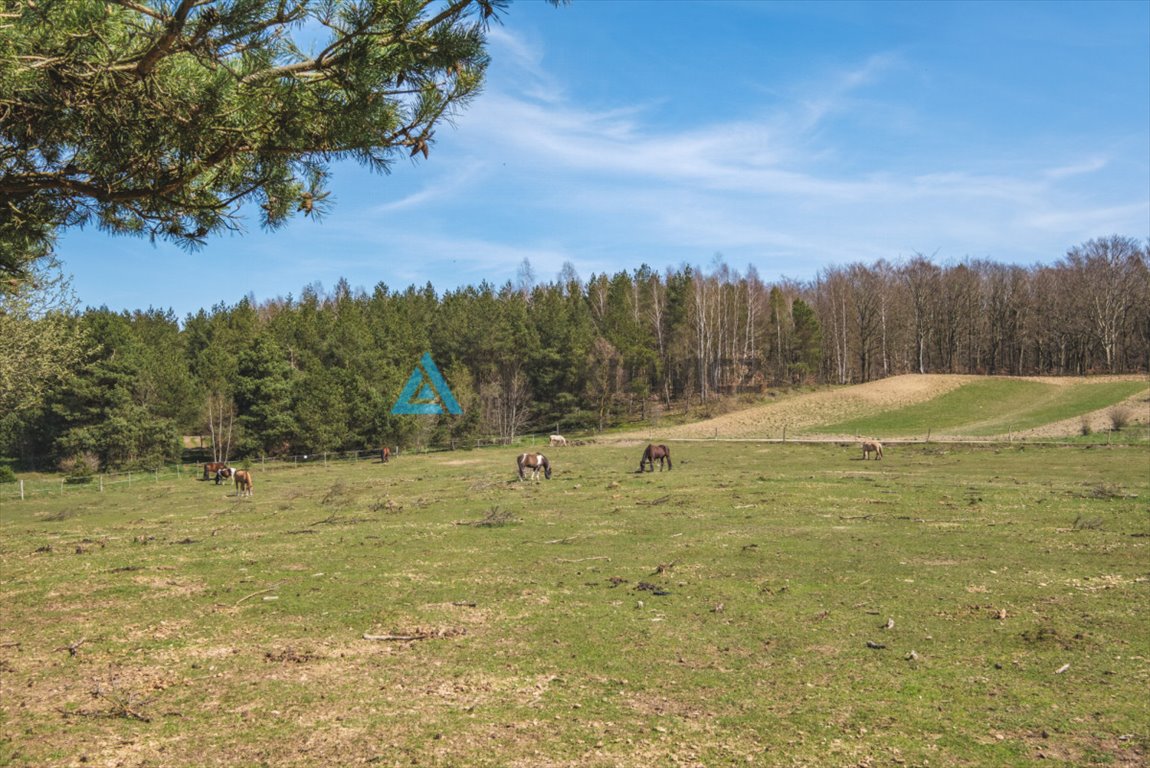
[615,374,1149,441]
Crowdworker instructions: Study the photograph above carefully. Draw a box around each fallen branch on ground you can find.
[55,638,86,656]
[89,686,152,722]
[234,581,285,606]
[544,535,582,544]
[363,627,466,642]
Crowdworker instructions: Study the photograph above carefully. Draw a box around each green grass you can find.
[816,379,1148,438]
[2,442,1148,767]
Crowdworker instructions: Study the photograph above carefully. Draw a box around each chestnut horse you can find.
[861,440,884,460]
[517,453,552,481]
[380,446,391,463]
[234,469,253,496]
[638,444,672,472]
[203,462,228,482]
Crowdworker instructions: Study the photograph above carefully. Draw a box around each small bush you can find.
[59,452,100,482]
[1078,417,1092,436]
[0,465,16,484]
[1109,406,1131,432]
[1073,514,1104,530]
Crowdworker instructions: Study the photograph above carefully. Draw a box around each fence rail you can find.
[6,429,1139,502]
[0,434,568,502]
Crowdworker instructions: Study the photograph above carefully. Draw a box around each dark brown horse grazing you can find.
[203,462,228,481]
[638,444,672,472]
[234,469,253,497]
[517,452,552,481]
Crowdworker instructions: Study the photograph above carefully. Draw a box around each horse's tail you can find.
[664,446,672,470]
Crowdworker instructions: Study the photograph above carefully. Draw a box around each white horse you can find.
[549,434,567,447]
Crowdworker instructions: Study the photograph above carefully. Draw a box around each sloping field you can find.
[621,374,1149,441]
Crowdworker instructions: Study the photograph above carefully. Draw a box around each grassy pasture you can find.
[815,379,1149,438]
[1,441,1148,767]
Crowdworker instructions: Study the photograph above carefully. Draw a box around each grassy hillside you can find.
[2,441,1147,767]
[623,375,1149,442]
[814,378,1149,438]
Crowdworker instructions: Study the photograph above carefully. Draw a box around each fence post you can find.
[19,479,24,500]
[100,475,104,493]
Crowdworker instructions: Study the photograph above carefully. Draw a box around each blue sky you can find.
[57,0,1149,319]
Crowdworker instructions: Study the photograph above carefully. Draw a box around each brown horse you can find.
[638,444,672,472]
[517,453,552,480]
[861,440,884,460]
[203,462,228,481]
[234,469,253,496]
[380,446,391,463]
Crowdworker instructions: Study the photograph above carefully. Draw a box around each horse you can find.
[234,469,253,496]
[214,466,234,485]
[861,440,884,460]
[638,444,672,472]
[380,446,391,463]
[549,434,567,447]
[203,462,228,481]
[517,453,552,481]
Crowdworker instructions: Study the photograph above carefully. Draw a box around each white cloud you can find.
[346,28,1150,288]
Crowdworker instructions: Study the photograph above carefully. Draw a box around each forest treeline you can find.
[3,235,1147,472]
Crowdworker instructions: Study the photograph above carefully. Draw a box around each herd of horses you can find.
[203,437,884,492]
[201,462,254,496]
[517,442,672,481]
